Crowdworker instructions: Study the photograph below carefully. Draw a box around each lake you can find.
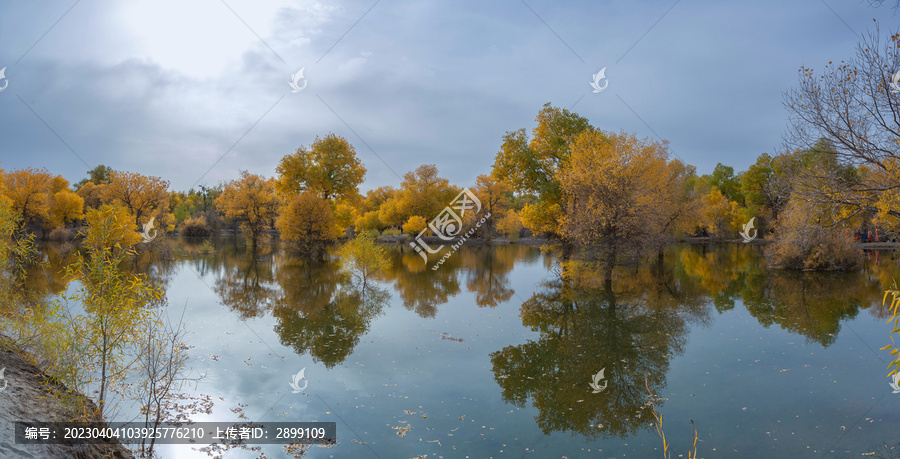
[25,240,900,458]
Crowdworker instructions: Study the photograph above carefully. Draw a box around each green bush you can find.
[381,228,402,237]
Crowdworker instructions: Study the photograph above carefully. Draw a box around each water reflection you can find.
[271,257,388,368]
[24,239,897,401]
[490,259,707,438]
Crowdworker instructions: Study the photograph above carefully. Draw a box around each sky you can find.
[0,0,896,193]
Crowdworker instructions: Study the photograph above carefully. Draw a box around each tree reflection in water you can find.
[490,258,709,439]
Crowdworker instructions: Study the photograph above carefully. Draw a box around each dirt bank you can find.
[0,339,133,458]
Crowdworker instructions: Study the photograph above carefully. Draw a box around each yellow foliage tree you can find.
[520,201,561,236]
[491,103,592,236]
[276,192,338,254]
[275,133,366,201]
[338,233,392,286]
[402,215,427,235]
[76,181,110,210]
[66,204,159,415]
[700,188,740,237]
[2,168,53,227]
[333,199,357,236]
[216,171,279,251]
[355,210,383,232]
[497,209,524,239]
[103,170,171,229]
[49,190,85,228]
[474,174,511,238]
[80,204,142,252]
[558,130,674,280]
[379,165,458,227]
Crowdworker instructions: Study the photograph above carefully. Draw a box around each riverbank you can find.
[375,235,549,246]
[0,337,133,458]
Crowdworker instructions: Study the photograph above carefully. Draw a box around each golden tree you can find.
[2,168,53,228]
[76,181,110,210]
[275,191,338,255]
[65,205,159,416]
[378,165,458,227]
[103,170,171,229]
[216,171,279,252]
[402,215,427,234]
[276,133,366,201]
[474,174,511,238]
[338,233,392,286]
[49,190,85,228]
[558,130,675,281]
[492,103,592,236]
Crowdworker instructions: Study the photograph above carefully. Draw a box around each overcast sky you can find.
[0,0,896,192]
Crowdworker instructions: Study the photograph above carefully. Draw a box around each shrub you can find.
[180,216,211,238]
[766,199,859,270]
[47,225,75,242]
[381,228,402,237]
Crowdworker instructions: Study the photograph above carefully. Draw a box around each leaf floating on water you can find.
[392,423,412,437]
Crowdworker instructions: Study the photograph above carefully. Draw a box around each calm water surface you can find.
[29,240,900,458]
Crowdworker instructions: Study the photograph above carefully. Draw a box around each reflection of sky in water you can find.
[63,243,898,458]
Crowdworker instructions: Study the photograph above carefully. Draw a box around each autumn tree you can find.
[378,165,458,227]
[497,210,524,239]
[65,205,160,416]
[402,216,427,234]
[765,197,859,270]
[103,170,171,230]
[49,190,85,228]
[74,164,112,190]
[338,233,391,286]
[276,133,366,201]
[353,186,395,231]
[216,171,279,252]
[558,130,677,281]
[2,168,53,228]
[474,174,511,238]
[492,103,592,236]
[276,191,338,255]
[76,181,110,210]
[783,25,900,224]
